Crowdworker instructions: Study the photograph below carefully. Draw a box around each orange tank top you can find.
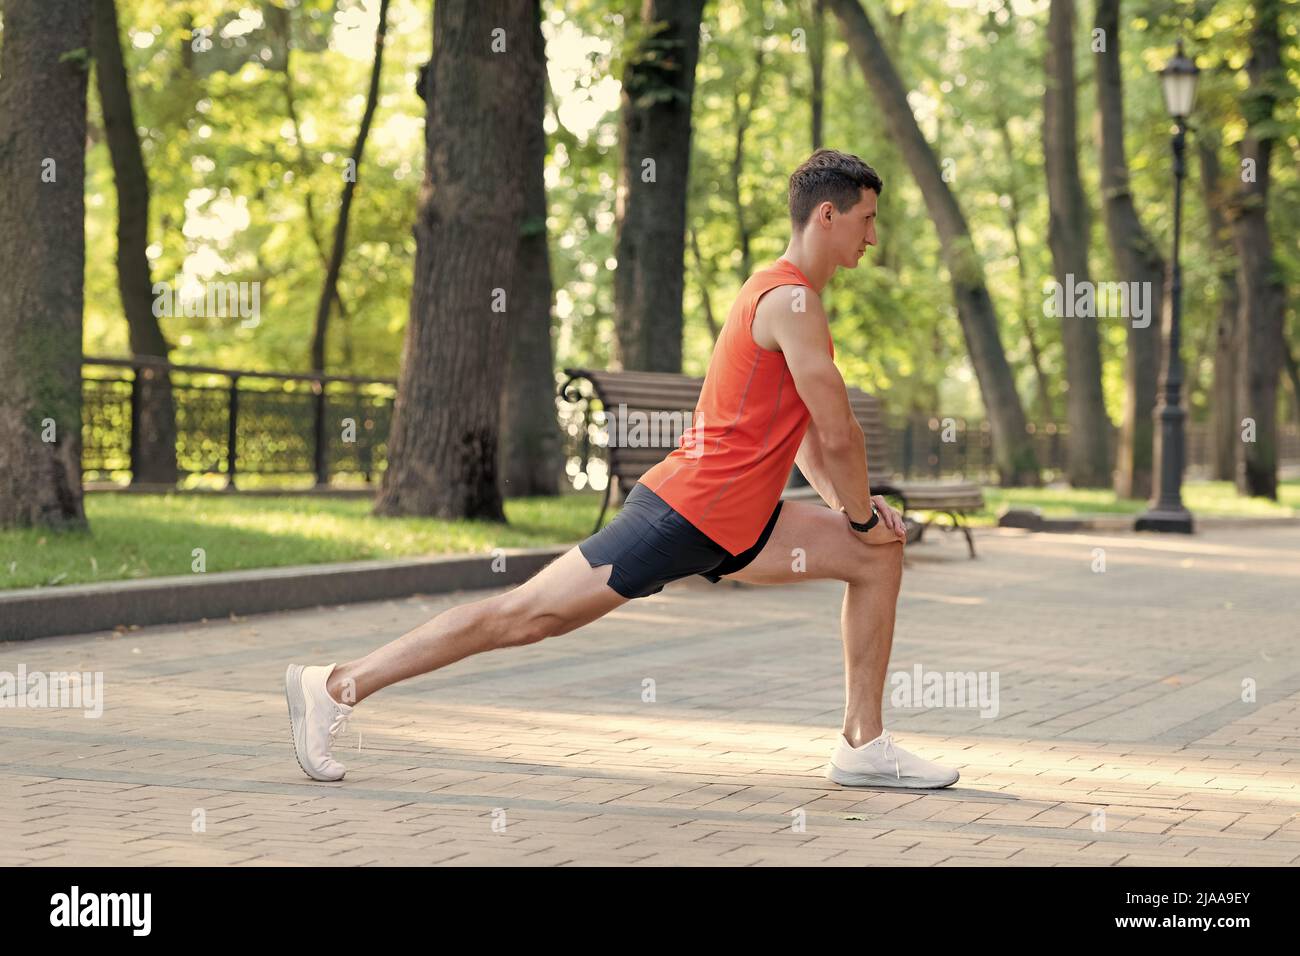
[639,257,830,555]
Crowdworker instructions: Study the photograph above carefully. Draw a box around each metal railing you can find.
[82,356,396,487]
[82,357,1299,488]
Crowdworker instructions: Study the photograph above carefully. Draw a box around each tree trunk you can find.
[730,38,765,282]
[809,0,826,149]
[374,0,538,519]
[500,0,563,498]
[1228,0,1286,499]
[826,0,1040,486]
[310,0,391,376]
[992,100,1056,423]
[689,225,720,341]
[267,3,331,275]
[1282,339,1300,428]
[1043,0,1111,487]
[0,0,92,528]
[612,0,705,372]
[1002,195,1055,424]
[1094,0,1163,500]
[1197,137,1240,482]
[91,0,178,485]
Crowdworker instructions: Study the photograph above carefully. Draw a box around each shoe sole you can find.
[827,765,959,789]
[285,664,342,782]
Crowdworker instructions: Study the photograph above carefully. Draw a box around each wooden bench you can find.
[559,367,985,557]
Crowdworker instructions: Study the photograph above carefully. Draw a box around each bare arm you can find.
[755,287,902,540]
[794,423,844,510]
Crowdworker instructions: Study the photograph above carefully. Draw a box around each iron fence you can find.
[82,357,1299,488]
[82,357,395,486]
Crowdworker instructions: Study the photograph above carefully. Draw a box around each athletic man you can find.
[286,148,961,790]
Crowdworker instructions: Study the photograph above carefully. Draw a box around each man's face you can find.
[826,187,878,268]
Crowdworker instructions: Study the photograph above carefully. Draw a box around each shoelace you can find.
[877,732,901,780]
[328,707,362,754]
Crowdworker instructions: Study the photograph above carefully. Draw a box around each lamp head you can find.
[1161,39,1200,120]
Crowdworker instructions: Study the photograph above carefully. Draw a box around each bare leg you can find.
[327,547,627,705]
[721,501,904,747]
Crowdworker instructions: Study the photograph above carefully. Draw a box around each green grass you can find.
[969,479,1300,527]
[0,492,600,590]
[2,479,1295,590]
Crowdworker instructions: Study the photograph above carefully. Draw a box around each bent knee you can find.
[844,535,903,586]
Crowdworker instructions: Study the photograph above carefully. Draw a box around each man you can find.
[286,148,960,790]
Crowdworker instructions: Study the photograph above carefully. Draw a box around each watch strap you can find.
[846,505,879,533]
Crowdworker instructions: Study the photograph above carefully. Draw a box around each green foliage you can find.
[81,0,1300,429]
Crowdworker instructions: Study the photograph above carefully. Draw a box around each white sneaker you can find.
[826,731,959,789]
[285,663,353,781]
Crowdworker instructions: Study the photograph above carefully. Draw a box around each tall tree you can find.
[688,225,721,342]
[310,0,392,375]
[91,0,178,485]
[1283,340,1300,429]
[374,0,539,519]
[1094,0,1164,499]
[729,31,766,282]
[984,4,1056,424]
[1228,0,1287,498]
[612,0,706,372]
[500,0,563,497]
[266,3,335,285]
[1043,0,1111,487]
[808,0,827,150]
[826,0,1040,486]
[0,0,92,528]
[1197,135,1241,482]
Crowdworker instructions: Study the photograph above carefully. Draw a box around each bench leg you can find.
[894,496,925,546]
[946,511,976,558]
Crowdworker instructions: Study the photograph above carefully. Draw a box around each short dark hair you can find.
[788,149,883,231]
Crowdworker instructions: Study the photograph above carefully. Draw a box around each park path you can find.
[2,523,1298,866]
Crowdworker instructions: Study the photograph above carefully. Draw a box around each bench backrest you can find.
[565,367,894,493]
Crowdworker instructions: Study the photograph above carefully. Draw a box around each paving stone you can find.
[2,524,1297,865]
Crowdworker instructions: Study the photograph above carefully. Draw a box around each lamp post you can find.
[1136,40,1199,534]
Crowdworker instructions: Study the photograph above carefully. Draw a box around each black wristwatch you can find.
[843,504,879,533]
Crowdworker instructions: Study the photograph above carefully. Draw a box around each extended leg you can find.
[328,546,628,705]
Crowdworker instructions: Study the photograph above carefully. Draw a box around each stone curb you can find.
[0,546,571,642]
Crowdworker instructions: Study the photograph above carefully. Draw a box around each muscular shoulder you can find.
[752,283,827,352]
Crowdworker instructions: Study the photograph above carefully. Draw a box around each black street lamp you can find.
[1136,40,1200,534]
